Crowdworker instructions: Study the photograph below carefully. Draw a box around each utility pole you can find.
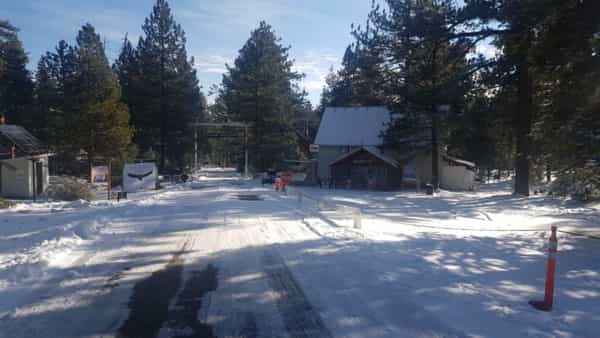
[244,124,249,178]
[194,128,198,170]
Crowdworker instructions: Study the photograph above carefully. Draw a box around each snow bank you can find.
[0,216,111,284]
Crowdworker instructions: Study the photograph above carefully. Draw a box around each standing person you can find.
[274,175,282,192]
[281,170,291,194]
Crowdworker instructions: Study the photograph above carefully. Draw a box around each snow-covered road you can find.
[0,172,599,338]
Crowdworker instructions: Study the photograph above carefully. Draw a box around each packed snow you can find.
[0,169,598,338]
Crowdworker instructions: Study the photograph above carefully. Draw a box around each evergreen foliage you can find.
[33,25,135,174]
[0,20,34,128]
[115,0,204,172]
[215,21,308,171]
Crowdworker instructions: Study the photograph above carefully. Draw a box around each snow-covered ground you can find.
[0,170,598,338]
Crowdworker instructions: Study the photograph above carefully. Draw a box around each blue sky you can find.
[4,0,375,105]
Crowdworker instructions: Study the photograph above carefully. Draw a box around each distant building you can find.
[0,115,50,199]
[313,106,476,190]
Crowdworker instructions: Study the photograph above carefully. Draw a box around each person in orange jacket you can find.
[281,170,291,193]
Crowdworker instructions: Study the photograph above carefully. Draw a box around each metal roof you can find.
[0,124,48,160]
[314,106,391,146]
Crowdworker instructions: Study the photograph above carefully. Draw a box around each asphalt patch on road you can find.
[263,251,332,338]
[235,194,264,201]
[117,246,187,338]
[167,264,219,338]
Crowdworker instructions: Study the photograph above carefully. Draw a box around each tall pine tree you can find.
[0,20,34,127]
[119,0,203,171]
[461,0,600,195]
[368,0,473,190]
[34,40,78,162]
[320,26,386,108]
[217,21,306,171]
[72,24,135,166]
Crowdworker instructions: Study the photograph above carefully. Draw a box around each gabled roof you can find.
[329,146,405,168]
[0,124,48,160]
[314,106,391,146]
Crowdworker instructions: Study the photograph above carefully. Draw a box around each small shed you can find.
[329,146,404,190]
[411,151,477,191]
[440,155,477,190]
[0,118,50,199]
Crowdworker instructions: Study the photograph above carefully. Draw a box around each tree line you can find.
[320,0,600,197]
[0,0,204,175]
[2,0,599,197]
[1,0,314,176]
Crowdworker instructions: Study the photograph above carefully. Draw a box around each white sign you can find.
[123,162,158,193]
[309,144,319,153]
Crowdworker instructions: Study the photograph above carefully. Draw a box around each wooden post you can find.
[353,209,362,229]
[31,159,36,202]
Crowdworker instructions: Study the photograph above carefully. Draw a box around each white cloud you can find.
[175,0,325,31]
[292,50,341,104]
[194,54,233,74]
[33,2,142,41]
[203,67,228,74]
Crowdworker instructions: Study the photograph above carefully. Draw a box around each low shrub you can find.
[0,198,15,209]
[550,168,600,202]
[46,176,96,201]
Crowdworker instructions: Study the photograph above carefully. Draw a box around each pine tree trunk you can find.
[514,55,532,196]
[431,112,440,191]
[159,49,166,172]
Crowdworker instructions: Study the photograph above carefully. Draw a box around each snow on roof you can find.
[329,146,402,168]
[443,155,476,168]
[314,106,391,146]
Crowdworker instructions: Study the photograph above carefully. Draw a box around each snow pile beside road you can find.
[3,235,82,283]
[0,217,110,284]
[0,185,184,288]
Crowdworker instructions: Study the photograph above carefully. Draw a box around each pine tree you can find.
[72,24,135,165]
[217,21,305,171]
[319,27,386,108]
[0,20,34,127]
[113,36,137,118]
[0,20,18,77]
[34,40,78,161]
[529,1,600,197]
[461,0,600,195]
[369,0,472,190]
[125,0,203,171]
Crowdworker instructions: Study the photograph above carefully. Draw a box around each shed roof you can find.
[314,106,391,146]
[443,154,476,168]
[0,124,48,160]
